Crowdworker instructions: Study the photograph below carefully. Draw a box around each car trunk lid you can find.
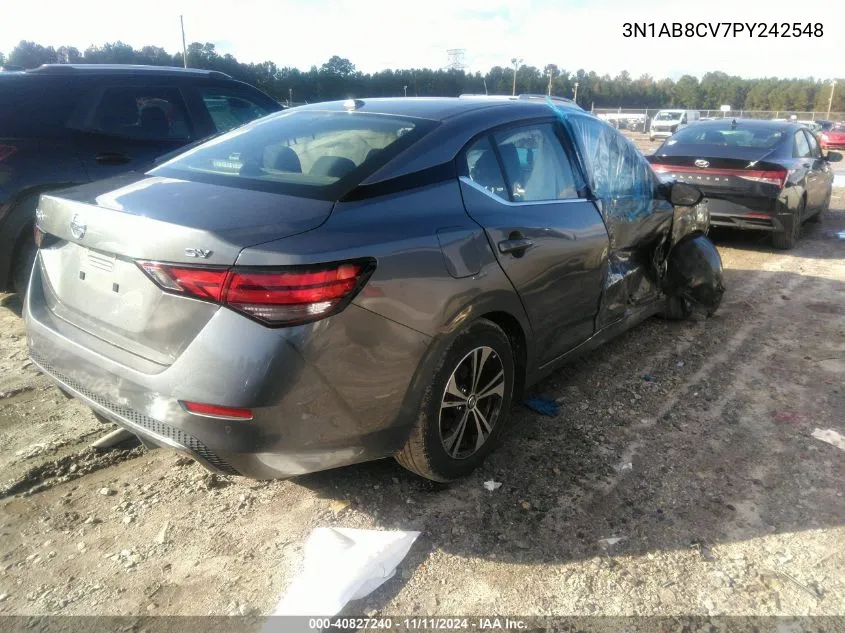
[34,173,334,367]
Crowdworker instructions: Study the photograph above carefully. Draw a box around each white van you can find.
[649,109,700,140]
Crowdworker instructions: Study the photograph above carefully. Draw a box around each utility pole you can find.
[483,77,488,95]
[288,88,292,106]
[573,81,579,104]
[180,15,187,68]
[547,70,553,96]
[511,57,522,96]
[828,79,838,119]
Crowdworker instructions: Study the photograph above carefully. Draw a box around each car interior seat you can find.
[100,92,140,134]
[310,156,357,179]
[138,107,170,138]
[272,146,302,172]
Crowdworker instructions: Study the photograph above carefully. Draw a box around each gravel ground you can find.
[1,141,844,620]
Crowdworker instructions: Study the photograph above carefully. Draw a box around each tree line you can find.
[2,40,843,113]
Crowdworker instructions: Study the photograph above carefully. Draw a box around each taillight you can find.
[137,262,228,301]
[137,259,376,327]
[739,170,788,187]
[650,164,788,189]
[0,144,17,162]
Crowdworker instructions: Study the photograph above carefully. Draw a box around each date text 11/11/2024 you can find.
[307,617,528,630]
[623,22,823,38]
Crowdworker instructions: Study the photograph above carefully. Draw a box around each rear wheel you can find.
[772,201,803,250]
[396,319,514,482]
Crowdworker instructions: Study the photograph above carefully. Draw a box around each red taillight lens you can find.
[651,164,787,189]
[137,262,229,301]
[137,259,375,327]
[0,144,17,162]
[224,263,369,325]
[738,169,788,188]
[182,401,253,420]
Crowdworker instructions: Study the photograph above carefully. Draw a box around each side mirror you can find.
[826,151,842,162]
[669,181,703,207]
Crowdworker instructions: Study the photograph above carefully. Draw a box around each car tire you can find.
[657,296,692,320]
[658,291,722,321]
[772,201,803,250]
[395,319,515,482]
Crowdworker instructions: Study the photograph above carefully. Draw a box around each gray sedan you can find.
[25,96,724,481]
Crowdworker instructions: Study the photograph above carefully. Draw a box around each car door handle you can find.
[95,152,132,165]
[498,238,533,256]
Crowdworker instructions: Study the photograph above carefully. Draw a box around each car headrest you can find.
[273,146,302,173]
[310,155,357,179]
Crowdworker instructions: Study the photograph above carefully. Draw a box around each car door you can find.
[803,129,832,209]
[563,112,675,329]
[792,129,818,215]
[459,121,609,365]
[67,84,195,180]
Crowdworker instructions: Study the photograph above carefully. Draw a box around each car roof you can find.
[293,96,585,122]
[19,64,233,80]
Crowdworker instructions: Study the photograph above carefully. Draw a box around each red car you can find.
[820,122,845,150]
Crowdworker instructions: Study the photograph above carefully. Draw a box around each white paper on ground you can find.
[269,527,421,617]
[811,428,845,452]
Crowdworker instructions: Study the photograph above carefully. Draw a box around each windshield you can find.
[151,110,436,200]
[666,125,785,149]
[654,111,683,121]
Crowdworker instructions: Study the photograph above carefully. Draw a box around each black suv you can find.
[0,64,283,294]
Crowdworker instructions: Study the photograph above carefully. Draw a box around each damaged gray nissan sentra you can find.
[24,95,724,482]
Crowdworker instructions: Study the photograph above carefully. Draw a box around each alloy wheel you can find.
[438,346,506,460]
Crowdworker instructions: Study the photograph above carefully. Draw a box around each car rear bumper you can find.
[24,255,430,479]
[705,195,793,233]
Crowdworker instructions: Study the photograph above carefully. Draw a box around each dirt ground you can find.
[1,137,844,620]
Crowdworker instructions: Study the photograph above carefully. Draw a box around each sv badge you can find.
[185,248,212,259]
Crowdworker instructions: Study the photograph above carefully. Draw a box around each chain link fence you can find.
[592,107,845,133]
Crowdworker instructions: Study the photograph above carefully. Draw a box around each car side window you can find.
[76,86,192,141]
[464,136,509,201]
[794,130,811,158]
[491,124,579,202]
[567,114,656,204]
[804,130,822,158]
[200,90,275,133]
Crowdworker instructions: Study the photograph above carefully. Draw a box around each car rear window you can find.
[150,110,436,200]
[667,125,785,149]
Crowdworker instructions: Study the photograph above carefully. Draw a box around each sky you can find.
[1,0,841,80]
